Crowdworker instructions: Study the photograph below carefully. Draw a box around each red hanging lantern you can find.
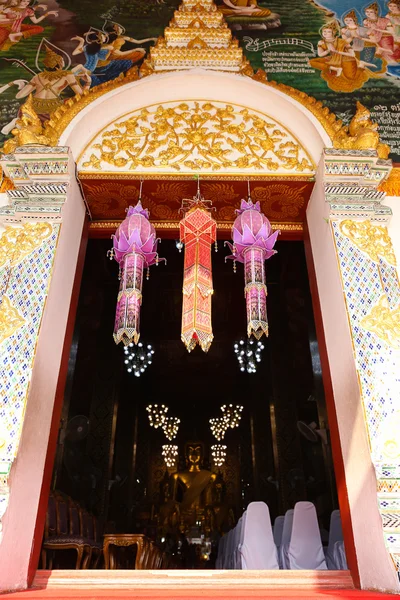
[179,188,217,353]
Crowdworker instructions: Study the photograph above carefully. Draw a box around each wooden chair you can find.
[81,510,102,568]
[42,493,89,569]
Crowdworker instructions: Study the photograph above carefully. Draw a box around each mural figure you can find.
[386,0,400,42]
[71,25,155,88]
[363,1,400,62]
[341,9,384,74]
[0,40,90,134]
[0,0,58,52]
[216,0,280,30]
[310,21,373,92]
[102,21,157,64]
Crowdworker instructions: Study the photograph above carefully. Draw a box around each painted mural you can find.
[0,0,399,159]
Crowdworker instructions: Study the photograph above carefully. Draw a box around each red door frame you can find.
[27,220,360,587]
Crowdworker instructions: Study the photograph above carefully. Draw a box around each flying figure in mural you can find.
[0,0,58,52]
[71,24,156,88]
[0,39,91,135]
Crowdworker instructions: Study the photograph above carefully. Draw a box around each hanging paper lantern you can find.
[179,196,217,353]
[110,201,165,346]
[225,198,279,339]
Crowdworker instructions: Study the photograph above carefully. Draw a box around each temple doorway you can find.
[42,233,345,572]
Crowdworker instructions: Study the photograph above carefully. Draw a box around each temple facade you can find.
[0,0,400,594]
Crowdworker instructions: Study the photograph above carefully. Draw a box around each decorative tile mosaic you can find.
[331,219,400,573]
[0,224,59,465]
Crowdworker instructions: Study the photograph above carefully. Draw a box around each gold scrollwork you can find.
[339,220,396,266]
[0,222,53,269]
[0,296,26,345]
[81,102,313,174]
[360,295,400,350]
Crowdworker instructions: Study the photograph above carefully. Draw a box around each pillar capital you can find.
[323,149,393,223]
[0,146,71,224]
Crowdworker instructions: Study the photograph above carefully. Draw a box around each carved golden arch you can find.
[2,68,390,166]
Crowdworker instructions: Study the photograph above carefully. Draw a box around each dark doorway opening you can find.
[46,238,338,570]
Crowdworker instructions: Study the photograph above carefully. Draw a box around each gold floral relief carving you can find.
[0,222,53,269]
[360,295,400,350]
[339,220,397,266]
[80,102,314,175]
[0,296,26,345]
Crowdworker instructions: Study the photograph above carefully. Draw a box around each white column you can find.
[306,149,400,592]
[0,147,86,591]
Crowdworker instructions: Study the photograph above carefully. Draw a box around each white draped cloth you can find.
[240,501,279,570]
[333,541,348,570]
[288,501,327,570]
[326,510,344,570]
[279,509,294,569]
[224,529,234,569]
[273,515,285,547]
[273,516,285,569]
[234,513,246,569]
[216,535,226,569]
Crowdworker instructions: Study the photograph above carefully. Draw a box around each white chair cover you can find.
[216,535,226,569]
[333,541,348,570]
[239,501,279,570]
[279,509,294,569]
[273,516,285,546]
[224,529,234,569]
[288,501,327,570]
[326,510,344,570]
[234,512,247,569]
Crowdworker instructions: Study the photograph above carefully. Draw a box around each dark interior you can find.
[48,237,337,569]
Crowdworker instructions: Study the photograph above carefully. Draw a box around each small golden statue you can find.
[333,101,390,159]
[2,95,52,155]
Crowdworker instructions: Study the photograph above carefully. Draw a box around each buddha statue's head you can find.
[185,443,204,471]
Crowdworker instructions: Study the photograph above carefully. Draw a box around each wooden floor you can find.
[1,570,397,599]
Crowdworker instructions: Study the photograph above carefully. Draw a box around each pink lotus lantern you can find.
[225,198,279,339]
[110,201,165,346]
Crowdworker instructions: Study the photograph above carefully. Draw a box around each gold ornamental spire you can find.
[141,0,249,75]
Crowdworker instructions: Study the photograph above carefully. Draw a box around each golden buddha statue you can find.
[172,443,216,513]
[157,443,233,539]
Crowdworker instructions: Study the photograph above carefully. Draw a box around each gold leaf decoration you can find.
[151,182,191,205]
[0,296,26,345]
[201,183,240,204]
[339,220,397,266]
[79,101,314,175]
[252,184,307,219]
[0,222,53,269]
[360,295,400,350]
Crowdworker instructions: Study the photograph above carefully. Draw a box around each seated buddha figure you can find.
[171,443,216,531]
[217,0,280,30]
